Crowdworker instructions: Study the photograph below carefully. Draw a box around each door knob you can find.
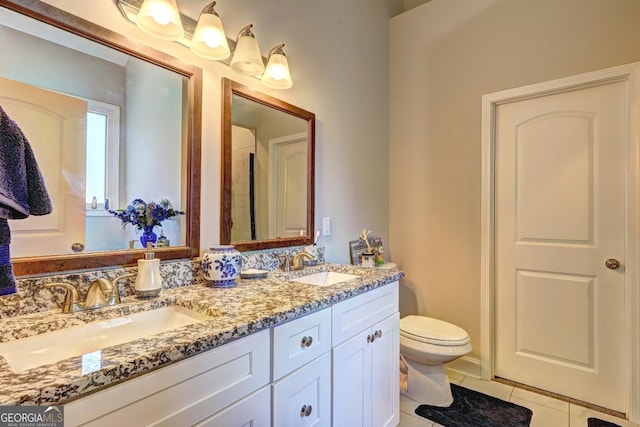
[605,258,621,270]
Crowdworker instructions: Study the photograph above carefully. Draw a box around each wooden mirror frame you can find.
[221,78,315,251]
[2,0,202,276]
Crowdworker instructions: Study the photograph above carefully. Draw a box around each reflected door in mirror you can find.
[0,77,86,257]
[270,132,307,238]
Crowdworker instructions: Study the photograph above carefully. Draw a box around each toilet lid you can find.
[400,315,470,346]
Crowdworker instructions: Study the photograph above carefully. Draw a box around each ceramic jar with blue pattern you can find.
[201,245,242,287]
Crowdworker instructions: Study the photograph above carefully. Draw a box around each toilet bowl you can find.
[400,315,471,407]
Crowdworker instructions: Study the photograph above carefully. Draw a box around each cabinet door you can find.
[332,330,371,427]
[272,352,331,426]
[332,282,398,346]
[333,313,400,427]
[371,313,399,427]
[195,386,270,427]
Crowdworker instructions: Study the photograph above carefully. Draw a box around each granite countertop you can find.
[0,263,403,406]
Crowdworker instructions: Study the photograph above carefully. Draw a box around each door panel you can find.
[516,271,594,368]
[516,113,593,243]
[0,77,86,257]
[495,80,626,412]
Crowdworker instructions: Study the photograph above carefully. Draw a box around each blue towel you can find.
[0,106,53,295]
[0,106,53,218]
[0,219,14,296]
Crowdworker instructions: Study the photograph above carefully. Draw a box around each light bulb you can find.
[269,63,287,81]
[203,29,225,48]
[151,4,172,25]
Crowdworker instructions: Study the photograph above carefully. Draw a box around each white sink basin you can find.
[0,306,211,373]
[291,271,359,287]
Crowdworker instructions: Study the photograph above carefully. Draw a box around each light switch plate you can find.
[322,217,331,236]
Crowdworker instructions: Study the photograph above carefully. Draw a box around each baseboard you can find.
[445,356,481,379]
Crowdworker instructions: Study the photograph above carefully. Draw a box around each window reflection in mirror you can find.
[0,6,187,257]
[85,102,119,212]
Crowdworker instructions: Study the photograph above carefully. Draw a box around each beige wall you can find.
[390,0,640,359]
[40,0,391,263]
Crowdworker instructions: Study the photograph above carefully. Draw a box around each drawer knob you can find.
[300,404,313,417]
[375,329,383,338]
[300,336,313,348]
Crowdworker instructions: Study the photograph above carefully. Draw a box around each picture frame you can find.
[349,236,382,265]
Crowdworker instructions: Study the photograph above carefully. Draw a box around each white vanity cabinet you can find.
[64,329,271,427]
[63,280,400,427]
[332,282,400,427]
[271,307,332,426]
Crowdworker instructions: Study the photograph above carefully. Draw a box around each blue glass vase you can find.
[140,225,157,248]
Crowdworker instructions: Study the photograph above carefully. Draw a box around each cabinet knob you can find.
[300,336,313,348]
[300,404,313,417]
[367,330,383,343]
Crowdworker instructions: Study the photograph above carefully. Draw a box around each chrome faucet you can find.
[45,273,135,313]
[292,249,315,271]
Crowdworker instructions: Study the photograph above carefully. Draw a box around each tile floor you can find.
[399,371,639,427]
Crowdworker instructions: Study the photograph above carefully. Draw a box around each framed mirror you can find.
[1,0,202,276]
[221,78,315,251]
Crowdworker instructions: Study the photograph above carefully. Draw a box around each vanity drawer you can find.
[65,329,270,427]
[272,352,331,427]
[272,307,331,381]
[332,281,398,346]
[196,386,271,427]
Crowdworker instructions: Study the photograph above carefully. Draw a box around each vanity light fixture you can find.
[261,44,293,89]
[116,0,293,88]
[189,2,230,60]
[230,24,265,76]
[135,0,184,41]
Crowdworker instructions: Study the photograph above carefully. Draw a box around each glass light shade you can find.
[136,0,184,41]
[262,52,292,89]
[230,33,265,76]
[190,13,230,60]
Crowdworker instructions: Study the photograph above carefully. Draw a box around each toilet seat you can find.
[400,315,470,346]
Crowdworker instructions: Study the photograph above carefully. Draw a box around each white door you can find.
[494,79,627,411]
[269,133,307,238]
[0,77,87,257]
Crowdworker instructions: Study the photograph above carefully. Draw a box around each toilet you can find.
[399,315,471,407]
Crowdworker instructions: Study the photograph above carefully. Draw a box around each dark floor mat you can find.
[588,417,622,427]
[414,384,533,427]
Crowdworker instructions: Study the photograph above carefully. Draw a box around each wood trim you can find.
[1,0,203,275]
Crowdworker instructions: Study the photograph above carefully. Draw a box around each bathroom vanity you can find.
[0,263,402,426]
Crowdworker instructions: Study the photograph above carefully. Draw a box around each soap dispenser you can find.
[135,243,162,298]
